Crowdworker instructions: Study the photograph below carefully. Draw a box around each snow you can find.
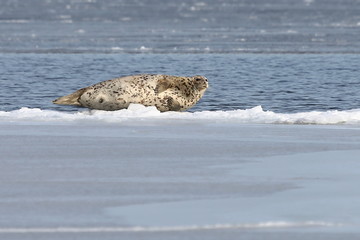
[1,106,360,239]
[1,104,360,125]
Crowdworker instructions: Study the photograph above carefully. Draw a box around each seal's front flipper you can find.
[155,78,172,94]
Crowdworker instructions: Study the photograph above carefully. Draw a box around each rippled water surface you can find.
[1,53,359,113]
[1,0,360,54]
[0,0,360,113]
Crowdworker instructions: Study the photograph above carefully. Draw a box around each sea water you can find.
[1,0,360,54]
[1,53,360,124]
[1,1,360,239]
[1,0,360,117]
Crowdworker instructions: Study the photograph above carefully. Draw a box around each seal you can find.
[53,74,208,112]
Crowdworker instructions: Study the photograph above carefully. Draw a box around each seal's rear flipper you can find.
[53,88,87,106]
[166,96,181,111]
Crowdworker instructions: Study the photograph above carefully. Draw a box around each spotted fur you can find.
[53,74,208,112]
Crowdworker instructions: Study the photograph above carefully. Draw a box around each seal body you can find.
[53,74,208,112]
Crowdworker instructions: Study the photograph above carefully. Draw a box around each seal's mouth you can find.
[198,83,208,91]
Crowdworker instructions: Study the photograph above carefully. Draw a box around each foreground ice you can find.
[1,104,360,125]
[1,105,360,240]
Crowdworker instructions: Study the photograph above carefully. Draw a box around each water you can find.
[1,0,360,114]
[1,0,360,115]
[1,0,360,54]
[1,53,360,115]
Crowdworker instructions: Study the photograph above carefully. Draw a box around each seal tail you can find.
[53,88,87,106]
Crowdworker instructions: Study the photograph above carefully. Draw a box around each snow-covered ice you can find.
[1,105,360,239]
[2,104,360,125]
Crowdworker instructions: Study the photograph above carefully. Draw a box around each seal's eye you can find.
[195,78,203,81]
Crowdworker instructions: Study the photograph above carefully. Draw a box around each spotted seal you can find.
[53,74,208,112]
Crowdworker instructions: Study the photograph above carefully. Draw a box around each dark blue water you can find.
[0,0,359,54]
[1,54,359,113]
[0,0,359,113]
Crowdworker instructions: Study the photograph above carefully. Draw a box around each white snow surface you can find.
[1,105,360,239]
[1,104,360,125]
